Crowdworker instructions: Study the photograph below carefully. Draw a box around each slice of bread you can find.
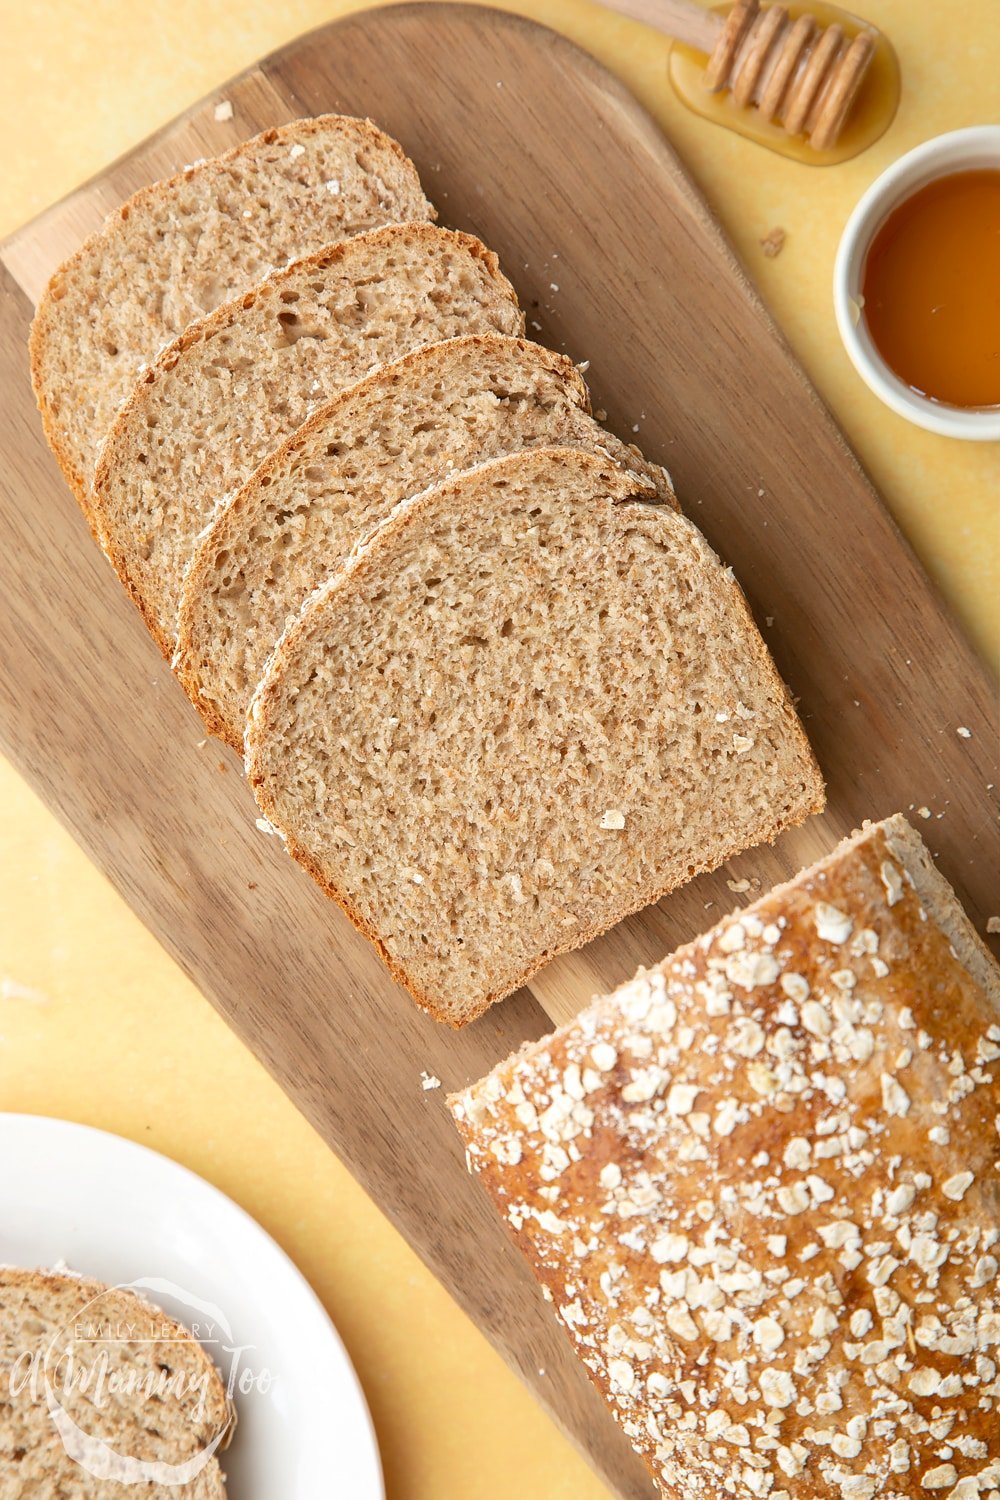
[246,445,825,1026]
[0,1267,232,1496]
[175,334,677,749]
[29,114,434,521]
[91,224,524,655]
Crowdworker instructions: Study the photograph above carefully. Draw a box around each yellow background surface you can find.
[0,2,996,1496]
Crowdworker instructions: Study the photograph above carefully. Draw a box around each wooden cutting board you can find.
[1,5,996,1494]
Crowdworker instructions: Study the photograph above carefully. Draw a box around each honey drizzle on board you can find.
[861,169,1000,411]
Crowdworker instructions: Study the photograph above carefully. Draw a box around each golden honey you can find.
[668,0,900,165]
[861,170,1000,410]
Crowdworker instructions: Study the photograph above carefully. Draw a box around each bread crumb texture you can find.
[0,1269,231,1495]
[247,446,823,1025]
[29,115,435,511]
[175,333,674,749]
[92,224,524,651]
[450,816,1000,1498]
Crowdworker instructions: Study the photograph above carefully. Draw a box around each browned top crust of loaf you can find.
[28,113,434,518]
[450,815,1000,1499]
[0,1267,233,1494]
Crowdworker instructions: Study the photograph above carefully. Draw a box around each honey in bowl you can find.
[860,169,1000,410]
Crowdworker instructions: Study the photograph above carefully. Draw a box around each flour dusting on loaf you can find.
[450,816,1000,1498]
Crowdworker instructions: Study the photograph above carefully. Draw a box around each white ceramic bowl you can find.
[833,126,1000,441]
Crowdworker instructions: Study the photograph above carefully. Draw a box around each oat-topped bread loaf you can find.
[29,114,434,521]
[0,1267,232,1495]
[91,224,523,654]
[450,815,1000,1498]
[176,334,676,749]
[246,445,824,1026]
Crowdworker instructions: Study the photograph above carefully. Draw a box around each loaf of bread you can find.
[90,224,524,655]
[175,333,676,748]
[29,114,434,521]
[450,815,1000,1498]
[246,445,824,1026]
[0,1267,232,1495]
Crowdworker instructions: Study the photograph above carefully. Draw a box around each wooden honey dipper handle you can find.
[603,0,877,150]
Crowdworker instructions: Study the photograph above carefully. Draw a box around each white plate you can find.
[0,1112,384,1499]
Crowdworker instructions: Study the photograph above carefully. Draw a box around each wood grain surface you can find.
[0,6,996,1494]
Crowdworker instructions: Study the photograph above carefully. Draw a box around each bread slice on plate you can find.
[449,814,1000,1498]
[91,223,523,656]
[246,445,824,1027]
[0,1266,233,1496]
[175,333,677,750]
[29,114,434,522]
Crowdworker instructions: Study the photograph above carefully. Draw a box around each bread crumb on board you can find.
[420,1071,441,1091]
[213,100,234,122]
[987,916,1000,935]
[760,226,786,258]
[957,725,973,738]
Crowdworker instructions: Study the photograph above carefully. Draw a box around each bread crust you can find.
[28,113,434,527]
[449,815,1000,1495]
[250,795,824,1029]
[246,445,824,1026]
[90,223,524,660]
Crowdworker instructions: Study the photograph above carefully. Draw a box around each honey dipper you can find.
[605,0,877,151]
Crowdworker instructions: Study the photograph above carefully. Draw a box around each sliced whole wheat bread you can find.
[91,224,524,656]
[246,446,825,1027]
[29,114,434,521]
[0,1267,232,1496]
[175,333,677,749]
